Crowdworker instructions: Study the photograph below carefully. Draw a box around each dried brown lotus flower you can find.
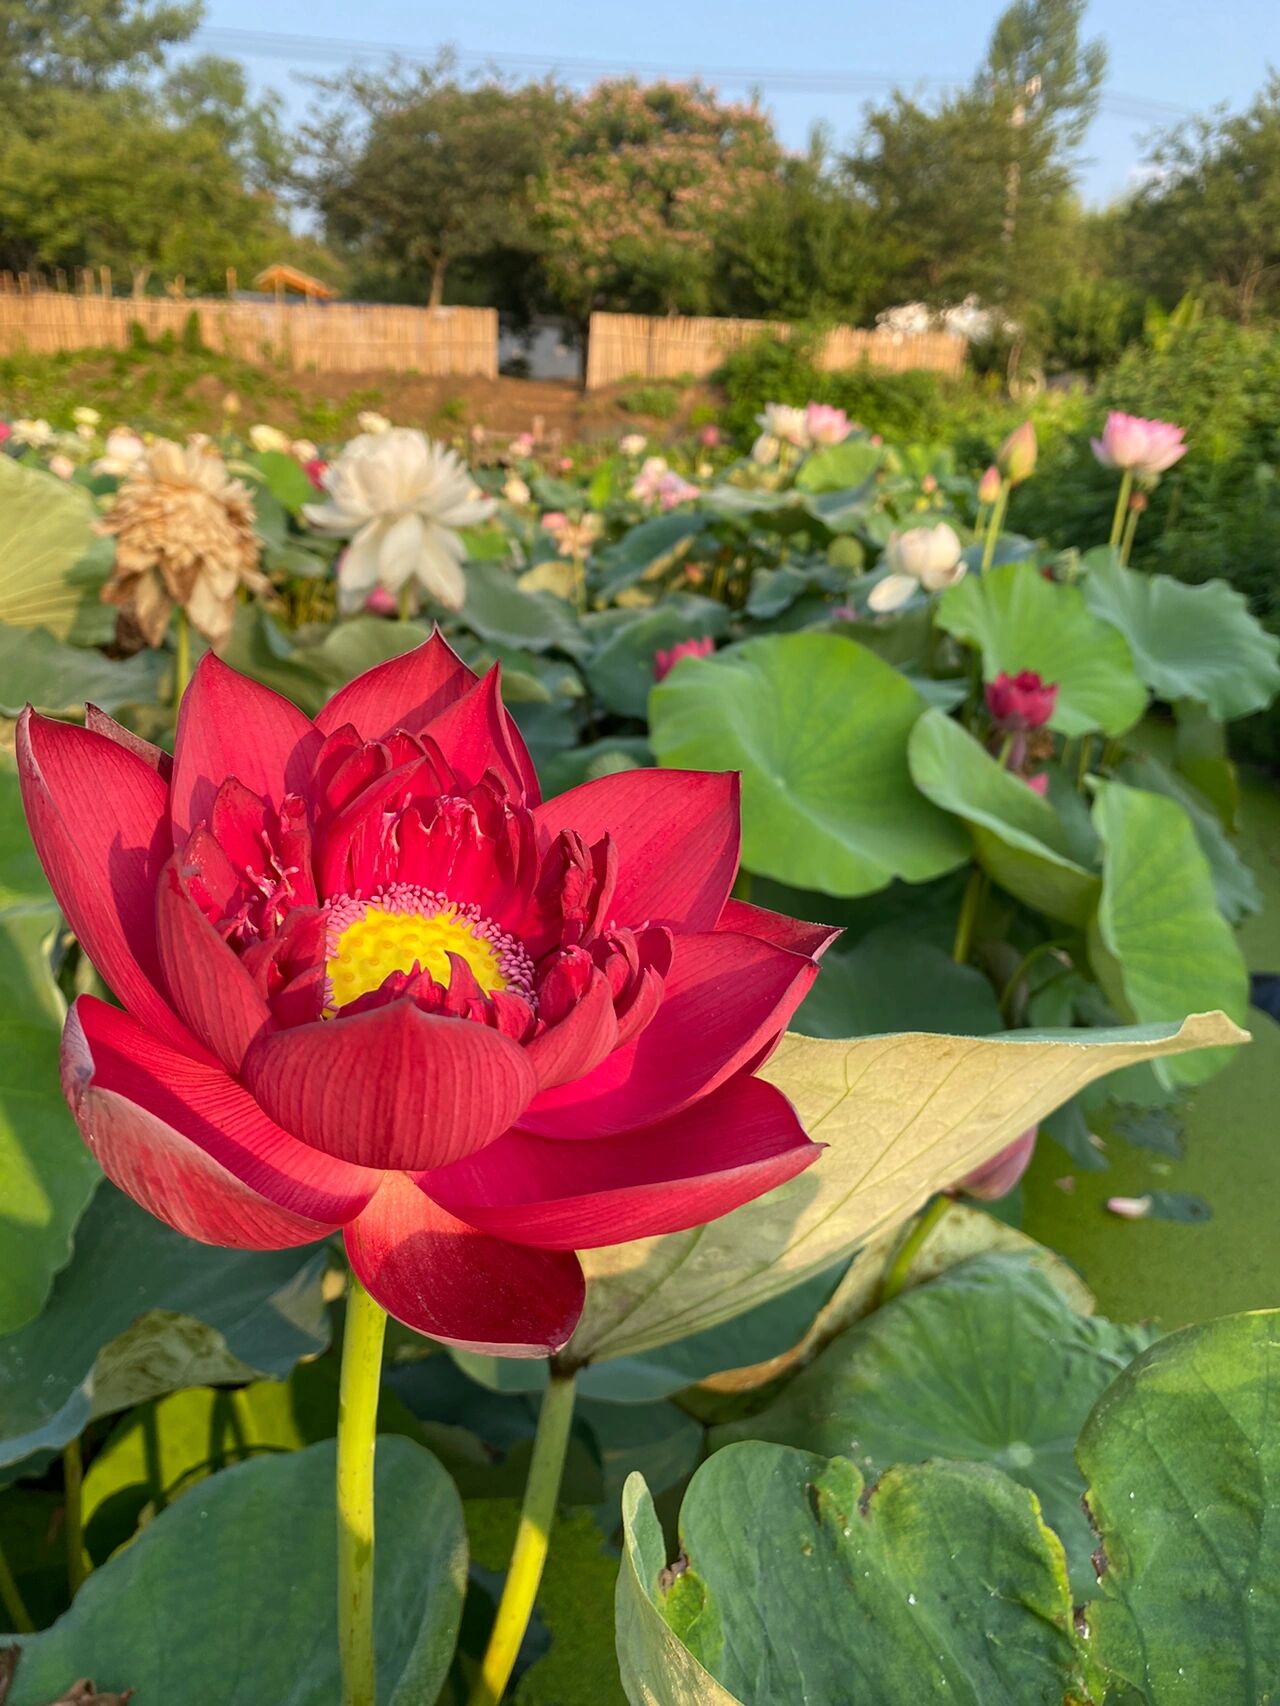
[97,438,266,648]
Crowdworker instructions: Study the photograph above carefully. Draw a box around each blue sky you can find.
[192,0,1278,205]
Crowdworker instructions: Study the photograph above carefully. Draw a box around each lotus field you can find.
[0,398,1276,1706]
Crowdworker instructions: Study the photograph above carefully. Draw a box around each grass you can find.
[1023,764,1280,1326]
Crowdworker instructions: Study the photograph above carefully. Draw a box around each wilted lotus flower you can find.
[653,634,715,681]
[804,403,852,446]
[250,424,291,454]
[503,475,531,506]
[13,418,52,447]
[756,403,810,449]
[985,670,1058,732]
[93,427,146,479]
[956,1127,1037,1199]
[977,464,1002,504]
[97,438,266,648]
[870,522,966,611]
[304,428,495,615]
[17,637,830,1351]
[357,410,392,435]
[1090,411,1187,478]
[619,433,648,457]
[751,432,780,467]
[997,420,1037,486]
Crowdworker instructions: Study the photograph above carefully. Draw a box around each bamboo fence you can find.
[585,312,966,389]
[0,284,498,378]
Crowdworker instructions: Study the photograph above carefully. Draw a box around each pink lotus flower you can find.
[653,635,715,681]
[0,422,11,444]
[19,639,830,1354]
[1090,411,1187,477]
[986,670,1058,732]
[998,421,1037,485]
[957,1127,1037,1199]
[977,465,1001,504]
[304,457,328,491]
[804,403,852,447]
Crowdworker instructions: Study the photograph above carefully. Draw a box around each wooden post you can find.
[55,268,67,293]
[226,267,237,297]
[99,265,111,297]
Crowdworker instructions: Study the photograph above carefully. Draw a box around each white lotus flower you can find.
[250,423,291,454]
[93,427,146,478]
[13,418,52,447]
[751,432,781,466]
[756,403,810,449]
[619,432,648,456]
[73,406,101,428]
[304,428,495,614]
[291,438,319,462]
[357,410,392,435]
[869,523,966,612]
[503,475,531,505]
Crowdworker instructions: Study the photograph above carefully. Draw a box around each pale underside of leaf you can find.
[572,1013,1246,1363]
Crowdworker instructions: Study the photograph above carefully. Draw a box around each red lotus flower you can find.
[653,635,715,682]
[985,669,1058,732]
[19,637,831,1355]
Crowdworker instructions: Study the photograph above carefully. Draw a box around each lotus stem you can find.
[979,482,1009,573]
[0,1536,33,1633]
[1108,469,1133,551]
[951,866,986,965]
[337,1276,389,1706]
[467,1363,578,1706]
[879,1194,951,1305]
[173,606,191,706]
[1119,500,1141,566]
[62,1437,87,1598]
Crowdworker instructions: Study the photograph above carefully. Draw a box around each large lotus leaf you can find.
[713,1252,1154,1595]
[584,596,728,718]
[569,1013,1244,1363]
[0,624,164,717]
[793,438,883,494]
[908,708,1100,925]
[79,1364,427,1565]
[937,560,1148,736]
[0,761,101,1334]
[1118,748,1260,924]
[8,1438,466,1706]
[0,457,114,640]
[794,924,1002,1038]
[460,559,583,654]
[0,1185,329,1466]
[593,512,709,597]
[649,633,969,895]
[1082,548,1280,720]
[616,1448,1085,1706]
[1089,781,1249,1088]
[1078,1310,1280,1704]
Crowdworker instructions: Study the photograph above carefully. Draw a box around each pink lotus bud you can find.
[304,457,328,491]
[365,586,398,616]
[1024,772,1050,796]
[977,464,1002,504]
[698,423,721,448]
[998,421,1037,485]
[1090,411,1186,478]
[957,1127,1038,1199]
[653,635,715,682]
[921,473,938,494]
[558,456,573,473]
[0,421,11,444]
[985,669,1058,732]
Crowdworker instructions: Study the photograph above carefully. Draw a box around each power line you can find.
[191,25,1194,122]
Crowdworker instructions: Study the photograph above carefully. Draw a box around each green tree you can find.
[305,61,558,309]
[0,0,197,95]
[532,80,785,327]
[1122,74,1280,323]
[851,0,1105,316]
